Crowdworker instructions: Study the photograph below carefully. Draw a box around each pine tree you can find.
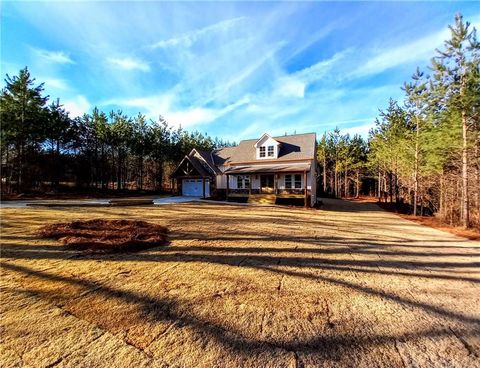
[403,68,429,215]
[432,14,480,227]
[45,99,72,190]
[317,133,328,194]
[0,67,48,191]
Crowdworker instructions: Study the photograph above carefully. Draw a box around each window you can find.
[259,146,266,158]
[294,174,302,189]
[285,175,292,189]
[237,175,250,189]
[267,145,274,157]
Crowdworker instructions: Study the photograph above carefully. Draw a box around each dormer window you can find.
[267,145,274,157]
[255,133,280,159]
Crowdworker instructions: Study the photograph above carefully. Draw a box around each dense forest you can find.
[318,15,479,229]
[0,68,233,195]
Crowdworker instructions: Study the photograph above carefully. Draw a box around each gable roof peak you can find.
[190,148,219,174]
[254,133,280,147]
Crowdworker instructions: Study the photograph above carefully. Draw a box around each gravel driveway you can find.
[1,198,479,367]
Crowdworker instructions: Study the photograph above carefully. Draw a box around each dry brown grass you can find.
[38,219,168,253]
[348,196,480,240]
[1,199,480,367]
[398,214,480,241]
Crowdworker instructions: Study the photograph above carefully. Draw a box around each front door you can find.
[260,174,274,193]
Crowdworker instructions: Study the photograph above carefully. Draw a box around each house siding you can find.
[216,172,227,189]
[223,170,314,191]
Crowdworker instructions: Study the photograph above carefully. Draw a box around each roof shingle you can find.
[214,133,316,164]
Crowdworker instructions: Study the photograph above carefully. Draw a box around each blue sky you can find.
[2,1,479,141]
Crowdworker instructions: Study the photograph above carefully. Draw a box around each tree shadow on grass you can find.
[2,261,479,364]
[2,236,480,291]
[2,198,480,363]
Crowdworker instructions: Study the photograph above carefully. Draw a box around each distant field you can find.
[1,199,479,367]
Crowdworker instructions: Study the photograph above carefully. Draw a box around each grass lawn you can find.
[1,199,480,367]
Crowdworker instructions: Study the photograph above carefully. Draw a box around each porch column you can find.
[249,174,252,195]
[304,171,308,208]
[202,177,206,199]
[274,173,278,195]
[226,174,230,197]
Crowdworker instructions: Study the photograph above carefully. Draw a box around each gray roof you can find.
[172,133,316,178]
[195,150,220,174]
[214,133,316,164]
[212,146,237,166]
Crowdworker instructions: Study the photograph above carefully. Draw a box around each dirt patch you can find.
[38,219,168,253]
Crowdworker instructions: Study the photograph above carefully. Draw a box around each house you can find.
[171,132,317,207]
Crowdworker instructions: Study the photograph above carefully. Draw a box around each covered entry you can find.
[260,174,274,194]
[171,154,214,199]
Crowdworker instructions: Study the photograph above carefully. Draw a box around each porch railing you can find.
[277,188,305,195]
[227,188,306,195]
[228,188,261,195]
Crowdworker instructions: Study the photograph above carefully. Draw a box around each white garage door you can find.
[182,179,210,197]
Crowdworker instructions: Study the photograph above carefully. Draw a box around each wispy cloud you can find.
[273,50,350,98]
[274,76,306,98]
[104,94,249,128]
[32,48,74,64]
[63,95,90,117]
[167,105,231,128]
[350,15,480,79]
[107,57,150,72]
[150,17,246,49]
[207,40,287,101]
[43,78,69,91]
[103,94,171,118]
[340,122,376,138]
[295,50,350,82]
[286,21,340,61]
[351,30,449,78]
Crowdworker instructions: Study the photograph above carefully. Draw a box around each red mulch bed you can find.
[38,219,168,253]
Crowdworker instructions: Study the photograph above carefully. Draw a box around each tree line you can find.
[318,15,479,229]
[317,129,368,199]
[0,68,233,195]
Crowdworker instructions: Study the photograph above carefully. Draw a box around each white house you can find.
[171,132,317,207]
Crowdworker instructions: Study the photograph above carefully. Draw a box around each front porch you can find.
[225,172,311,207]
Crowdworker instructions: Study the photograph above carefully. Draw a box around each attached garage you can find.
[171,150,216,198]
[182,178,210,197]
